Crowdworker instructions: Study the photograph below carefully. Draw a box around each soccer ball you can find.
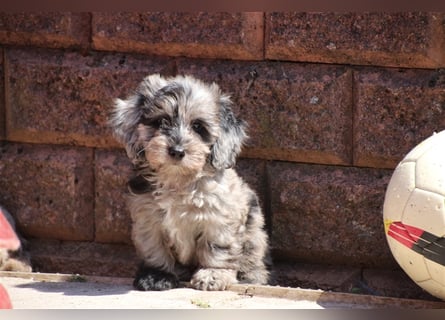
[383,130,445,300]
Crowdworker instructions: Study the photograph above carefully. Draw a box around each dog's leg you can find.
[237,258,270,284]
[130,199,181,291]
[131,240,179,291]
[133,264,179,291]
[235,238,270,285]
[236,192,270,285]
[190,268,238,291]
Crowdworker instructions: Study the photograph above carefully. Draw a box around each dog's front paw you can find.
[190,268,237,291]
[133,266,179,291]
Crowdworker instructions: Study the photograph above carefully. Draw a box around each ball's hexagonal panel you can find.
[403,131,445,163]
[387,236,430,282]
[415,145,445,196]
[426,259,445,287]
[417,278,445,301]
[401,188,445,237]
[383,161,416,222]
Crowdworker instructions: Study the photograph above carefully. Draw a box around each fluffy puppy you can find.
[110,74,270,291]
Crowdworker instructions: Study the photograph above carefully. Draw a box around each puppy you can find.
[110,74,270,291]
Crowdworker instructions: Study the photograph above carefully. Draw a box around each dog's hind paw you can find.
[133,266,179,291]
[190,268,237,291]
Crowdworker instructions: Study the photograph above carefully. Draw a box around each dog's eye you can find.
[191,120,204,133]
[141,115,170,129]
[139,117,152,126]
[154,117,168,129]
[191,120,210,141]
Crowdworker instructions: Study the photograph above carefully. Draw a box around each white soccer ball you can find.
[383,130,445,300]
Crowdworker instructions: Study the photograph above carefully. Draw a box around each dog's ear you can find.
[210,93,247,170]
[109,74,167,163]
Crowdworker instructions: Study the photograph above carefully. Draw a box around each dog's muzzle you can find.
[168,145,185,160]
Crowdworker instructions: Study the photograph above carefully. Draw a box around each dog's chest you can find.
[157,184,226,265]
[162,210,201,265]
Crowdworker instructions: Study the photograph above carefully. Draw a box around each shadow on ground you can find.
[15,280,133,296]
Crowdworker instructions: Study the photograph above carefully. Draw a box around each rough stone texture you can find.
[354,68,445,169]
[0,13,90,50]
[272,262,361,293]
[268,161,395,268]
[274,262,440,301]
[29,239,139,277]
[266,12,445,68]
[362,268,440,301]
[178,59,353,165]
[94,149,133,244]
[92,12,264,60]
[0,143,94,241]
[5,48,176,148]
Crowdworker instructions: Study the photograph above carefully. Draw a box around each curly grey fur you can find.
[109,74,269,291]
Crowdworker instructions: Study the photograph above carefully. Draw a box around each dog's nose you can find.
[168,146,185,160]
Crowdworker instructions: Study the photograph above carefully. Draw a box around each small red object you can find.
[0,208,19,251]
[0,208,19,309]
[0,285,12,309]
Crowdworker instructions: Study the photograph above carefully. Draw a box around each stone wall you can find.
[0,12,444,282]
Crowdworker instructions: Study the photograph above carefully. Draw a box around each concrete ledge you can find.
[1,271,444,309]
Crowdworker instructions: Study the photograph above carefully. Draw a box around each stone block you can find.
[266,12,445,68]
[272,261,361,293]
[0,13,90,50]
[362,268,439,300]
[354,68,445,168]
[5,48,175,148]
[0,143,94,241]
[29,239,138,277]
[94,149,133,244]
[268,161,395,268]
[92,12,264,60]
[178,59,353,165]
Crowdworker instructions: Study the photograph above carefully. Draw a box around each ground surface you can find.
[1,271,445,309]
